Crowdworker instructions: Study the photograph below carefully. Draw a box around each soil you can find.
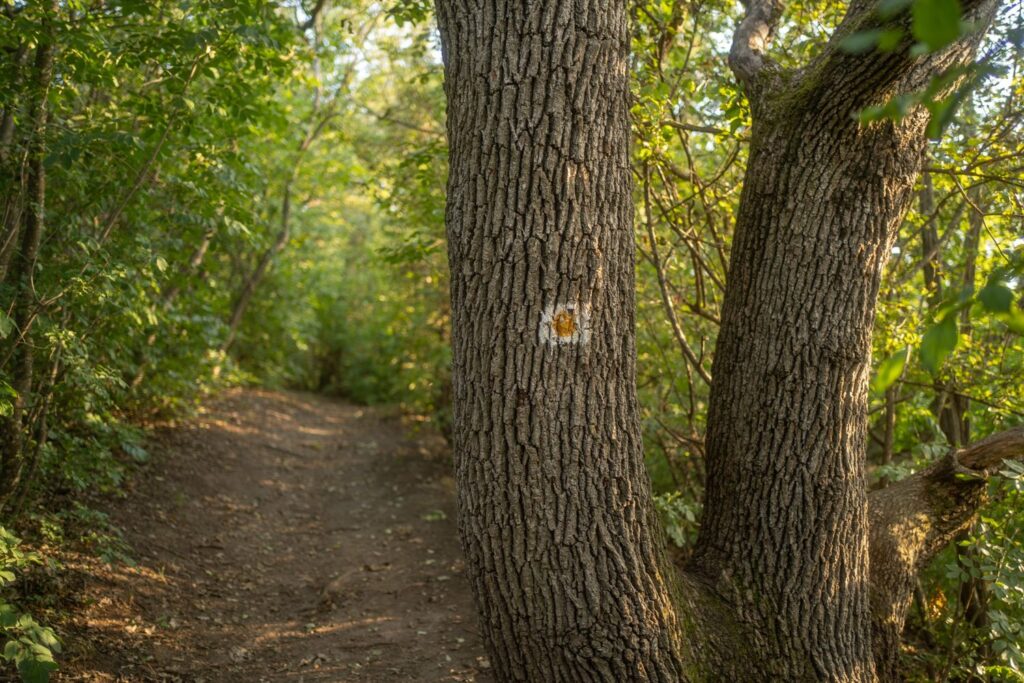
[56,389,492,682]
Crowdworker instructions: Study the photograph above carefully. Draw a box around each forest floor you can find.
[55,389,492,682]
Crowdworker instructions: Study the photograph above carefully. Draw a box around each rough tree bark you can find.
[690,0,1000,677]
[435,2,693,678]
[435,0,1014,680]
[0,0,57,508]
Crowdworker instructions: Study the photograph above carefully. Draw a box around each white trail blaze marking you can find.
[539,303,591,346]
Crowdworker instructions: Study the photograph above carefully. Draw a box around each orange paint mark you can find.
[551,310,576,338]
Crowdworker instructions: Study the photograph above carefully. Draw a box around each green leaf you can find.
[18,656,57,683]
[857,104,886,124]
[36,629,59,653]
[979,280,1014,313]
[925,96,956,139]
[1004,308,1024,335]
[878,0,913,18]
[872,347,909,393]
[999,459,1024,479]
[877,28,905,51]
[920,314,959,373]
[121,443,149,463]
[841,29,883,54]
[0,605,18,628]
[912,0,963,51]
[0,311,12,340]
[26,641,54,659]
[841,28,904,54]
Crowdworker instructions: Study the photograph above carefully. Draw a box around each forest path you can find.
[61,389,491,682]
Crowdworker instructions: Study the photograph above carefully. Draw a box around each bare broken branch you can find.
[867,425,1024,678]
[728,0,783,97]
[956,425,1024,471]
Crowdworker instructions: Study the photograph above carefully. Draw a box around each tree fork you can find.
[435,0,1009,679]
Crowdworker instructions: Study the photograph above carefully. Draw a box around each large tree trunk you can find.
[434,2,690,679]
[693,5,1001,672]
[436,0,1012,680]
[689,93,914,683]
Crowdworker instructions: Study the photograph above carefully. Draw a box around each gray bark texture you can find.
[695,0,999,678]
[435,0,1016,681]
[434,2,690,679]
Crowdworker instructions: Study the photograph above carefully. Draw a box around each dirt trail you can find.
[60,389,491,682]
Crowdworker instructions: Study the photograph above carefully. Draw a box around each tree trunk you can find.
[0,25,32,285]
[435,0,1010,680]
[919,171,944,304]
[0,2,57,508]
[220,181,292,354]
[691,71,933,683]
[697,4,1002,674]
[435,2,691,679]
[220,103,336,355]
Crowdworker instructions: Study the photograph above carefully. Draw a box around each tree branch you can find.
[728,0,784,98]
[800,0,999,112]
[659,119,725,136]
[956,426,1024,471]
[867,426,1024,678]
[301,0,328,30]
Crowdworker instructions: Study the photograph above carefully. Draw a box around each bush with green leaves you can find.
[0,529,59,683]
